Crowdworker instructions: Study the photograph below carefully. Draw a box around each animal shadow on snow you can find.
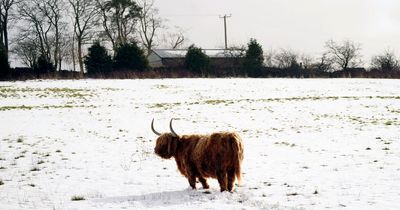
[95,188,226,207]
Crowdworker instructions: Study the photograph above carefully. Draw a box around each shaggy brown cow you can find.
[152,119,244,192]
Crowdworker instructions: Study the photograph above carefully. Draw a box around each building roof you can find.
[151,49,245,59]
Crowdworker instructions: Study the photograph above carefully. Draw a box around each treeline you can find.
[1,0,400,79]
[0,0,184,80]
[255,39,400,78]
[157,39,400,79]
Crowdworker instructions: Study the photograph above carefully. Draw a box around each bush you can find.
[185,45,209,76]
[34,54,54,75]
[84,42,113,74]
[113,42,148,71]
[71,195,85,201]
[244,39,264,77]
[0,45,10,79]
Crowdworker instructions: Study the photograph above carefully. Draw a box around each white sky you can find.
[156,0,400,61]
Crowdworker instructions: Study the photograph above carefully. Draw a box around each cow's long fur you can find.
[154,132,244,192]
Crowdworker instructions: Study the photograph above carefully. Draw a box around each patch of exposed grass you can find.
[0,104,96,111]
[0,87,95,99]
[14,155,25,159]
[150,103,168,109]
[203,99,233,105]
[101,87,122,91]
[153,84,169,89]
[30,167,40,172]
[389,109,400,114]
[149,102,181,110]
[384,121,393,126]
[274,141,296,147]
[0,180,4,185]
[71,195,85,201]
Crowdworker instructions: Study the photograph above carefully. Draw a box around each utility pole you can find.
[219,14,231,49]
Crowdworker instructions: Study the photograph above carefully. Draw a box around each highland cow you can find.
[152,119,244,192]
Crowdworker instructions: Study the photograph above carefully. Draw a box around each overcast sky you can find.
[155,0,400,62]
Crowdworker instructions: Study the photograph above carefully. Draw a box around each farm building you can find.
[147,49,245,69]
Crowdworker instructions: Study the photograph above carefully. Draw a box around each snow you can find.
[0,78,399,210]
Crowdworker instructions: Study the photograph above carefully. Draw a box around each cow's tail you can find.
[230,133,244,185]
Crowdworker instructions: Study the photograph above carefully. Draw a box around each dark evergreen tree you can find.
[84,42,113,74]
[113,42,148,71]
[245,38,264,77]
[185,44,209,76]
[34,54,54,75]
[0,44,10,79]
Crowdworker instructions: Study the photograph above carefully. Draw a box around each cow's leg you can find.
[227,168,236,192]
[198,176,209,189]
[217,171,228,192]
[187,162,197,189]
[188,175,196,189]
[216,154,228,192]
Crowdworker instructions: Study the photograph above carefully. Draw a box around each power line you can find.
[219,14,232,50]
[160,13,220,17]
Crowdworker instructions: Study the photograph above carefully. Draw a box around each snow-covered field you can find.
[0,78,399,210]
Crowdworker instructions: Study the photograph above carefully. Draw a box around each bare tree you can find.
[168,31,184,49]
[41,0,67,71]
[0,0,18,55]
[263,49,275,67]
[69,0,99,74]
[325,39,362,70]
[13,37,40,68]
[299,54,314,69]
[18,0,69,71]
[59,34,76,70]
[274,49,299,69]
[371,50,399,72]
[137,0,162,55]
[96,0,141,49]
[160,26,186,49]
[18,0,53,62]
[314,52,333,72]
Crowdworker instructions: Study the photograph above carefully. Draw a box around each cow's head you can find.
[152,119,180,159]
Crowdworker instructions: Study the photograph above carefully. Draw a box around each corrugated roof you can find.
[152,49,245,58]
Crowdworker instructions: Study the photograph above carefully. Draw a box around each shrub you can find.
[113,42,148,71]
[34,54,54,75]
[244,38,264,77]
[84,42,113,74]
[185,45,209,76]
[71,195,85,201]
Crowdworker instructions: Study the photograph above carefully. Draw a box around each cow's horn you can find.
[169,118,179,137]
[151,118,161,136]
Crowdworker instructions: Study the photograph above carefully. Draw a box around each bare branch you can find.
[325,39,362,70]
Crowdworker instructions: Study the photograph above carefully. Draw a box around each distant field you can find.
[0,79,399,210]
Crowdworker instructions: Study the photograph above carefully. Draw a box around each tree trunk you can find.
[71,34,76,72]
[54,26,59,71]
[3,21,8,55]
[77,39,84,76]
